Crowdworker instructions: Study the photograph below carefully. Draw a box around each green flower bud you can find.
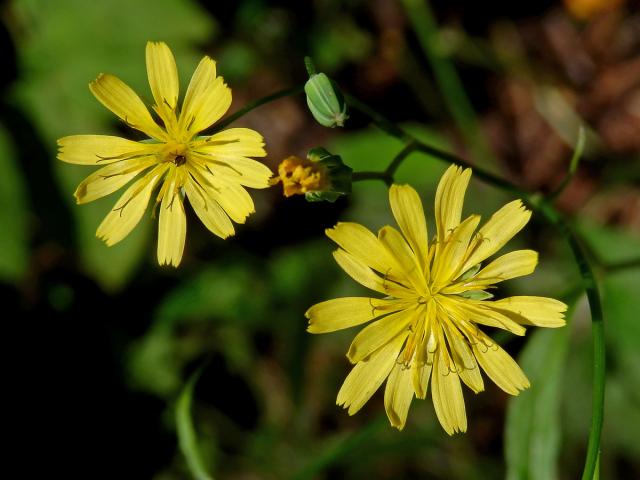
[304,73,348,128]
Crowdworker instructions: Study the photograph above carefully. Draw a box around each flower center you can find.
[160,141,189,166]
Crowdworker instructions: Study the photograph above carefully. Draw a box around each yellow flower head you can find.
[306,165,568,434]
[271,155,328,197]
[57,41,273,266]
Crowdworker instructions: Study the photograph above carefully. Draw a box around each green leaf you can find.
[505,326,570,480]
[0,125,29,281]
[176,367,214,480]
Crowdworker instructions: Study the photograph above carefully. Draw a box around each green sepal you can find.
[304,73,348,128]
[458,290,494,301]
[304,147,352,203]
[458,263,481,281]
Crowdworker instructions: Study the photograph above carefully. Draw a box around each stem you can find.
[346,93,605,480]
[208,85,304,133]
[346,93,520,195]
[304,56,317,76]
[352,171,391,183]
[548,126,586,201]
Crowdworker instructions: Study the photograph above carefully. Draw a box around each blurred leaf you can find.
[177,367,214,480]
[575,218,640,266]
[312,18,372,72]
[156,265,267,326]
[11,0,215,290]
[533,86,602,158]
[0,125,29,281]
[128,264,267,395]
[600,268,640,458]
[505,326,570,480]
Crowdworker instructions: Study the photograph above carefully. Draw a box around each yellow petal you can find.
[413,361,433,400]
[384,363,415,430]
[197,128,267,158]
[389,184,429,274]
[97,163,169,246]
[337,332,408,415]
[347,306,418,363]
[89,74,167,141]
[57,135,161,165]
[431,349,467,435]
[306,297,410,333]
[438,296,526,336]
[189,164,255,223]
[378,226,427,293]
[470,331,530,395]
[431,214,480,288]
[180,56,231,136]
[189,150,271,189]
[183,174,235,239]
[441,322,484,393]
[327,222,404,282]
[332,249,414,298]
[491,296,567,328]
[74,157,157,204]
[472,249,538,284]
[157,169,187,267]
[146,41,179,130]
[434,165,471,243]
[462,200,532,272]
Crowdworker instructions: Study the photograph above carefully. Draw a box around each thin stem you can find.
[386,141,418,177]
[346,93,520,196]
[548,126,586,201]
[346,93,605,480]
[352,171,391,183]
[208,85,304,133]
[601,257,640,272]
[304,56,317,76]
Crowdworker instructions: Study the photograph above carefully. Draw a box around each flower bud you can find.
[304,73,348,128]
[270,147,352,202]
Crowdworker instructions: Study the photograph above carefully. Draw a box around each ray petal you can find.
[89,74,167,140]
[306,297,411,333]
[337,332,408,415]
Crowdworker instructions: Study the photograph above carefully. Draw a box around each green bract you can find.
[305,147,352,202]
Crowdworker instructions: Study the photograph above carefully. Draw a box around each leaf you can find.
[176,366,214,480]
[0,125,29,281]
[127,265,266,396]
[505,325,570,480]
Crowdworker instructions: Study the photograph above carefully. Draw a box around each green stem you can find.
[304,56,317,76]
[346,93,605,480]
[548,126,586,201]
[352,171,390,183]
[209,85,304,133]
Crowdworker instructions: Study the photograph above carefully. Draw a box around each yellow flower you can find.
[57,41,272,266]
[306,165,567,433]
[270,155,327,197]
